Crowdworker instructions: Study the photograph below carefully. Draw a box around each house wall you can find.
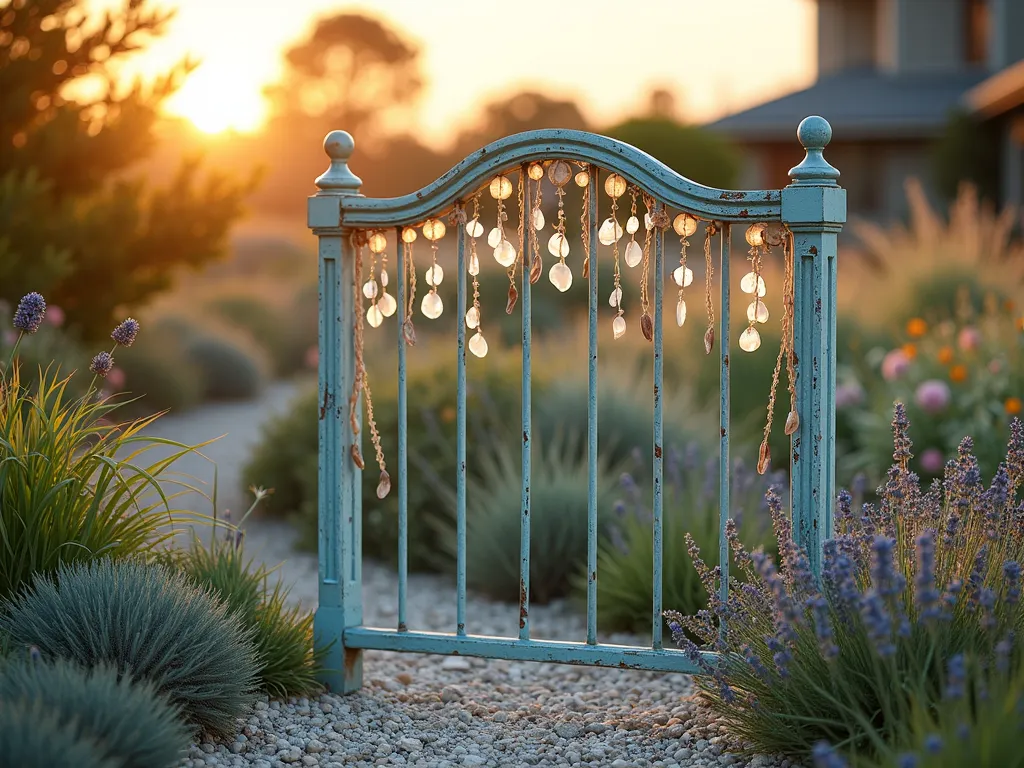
[885,0,968,73]
[989,0,1024,70]
[818,0,878,75]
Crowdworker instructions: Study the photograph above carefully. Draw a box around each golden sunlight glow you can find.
[165,67,267,134]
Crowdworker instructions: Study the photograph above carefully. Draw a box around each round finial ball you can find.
[324,130,355,160]
[796,116,832,150]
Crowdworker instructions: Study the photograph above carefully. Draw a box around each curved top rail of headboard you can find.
[312,128,794,229]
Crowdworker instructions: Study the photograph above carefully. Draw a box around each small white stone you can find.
[441,656,471,671]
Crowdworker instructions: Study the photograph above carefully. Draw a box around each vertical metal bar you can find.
[519,179,532,642]
[652,209,665,650]
[586,167,599,646]
[456,217,468,637]
[396,231,408,632]
[718,224,732,614]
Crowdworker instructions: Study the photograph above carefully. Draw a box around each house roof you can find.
[706,69,989,142]
[965,58,1024,118]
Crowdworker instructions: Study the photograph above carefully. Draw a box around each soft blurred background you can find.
[1,0,1022,612]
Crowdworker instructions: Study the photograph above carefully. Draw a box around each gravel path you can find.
[147,389,797,768]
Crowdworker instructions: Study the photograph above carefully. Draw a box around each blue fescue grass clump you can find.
[0,655,190,768]
[1,558,259,739]
[578,444,783,635]
[666,404,1024,764]
[0,699,116,768]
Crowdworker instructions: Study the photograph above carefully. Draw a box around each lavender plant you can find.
[580,445,782,635]
[667,405,1024,763]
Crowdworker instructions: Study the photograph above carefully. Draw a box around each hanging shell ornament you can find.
[401,227,417,243]
[469,331,489,358]
[574,170,590,187]
[757,439,771,475]
[747,299,769,324]
[505,283,518,314]
[366,304,383,328]
[598,218,623,245]
[489,175,514,200]
[466,219,484,238]
[640,312,654,342]
[376,470,391,499]
[739,326,761,352]
[547,161,572,187]
[368,231,388,253]
[612,316,626,339]
[378,291,397,317]
[703,327,715,355]
[494,240,517,268]
[745,223,766,247]
[740,272,767,297]
[624,241,642,268]
[675,298,687,327]
[547,233,570,258]
[785,410,800,436]
[531,208,545,230]
[549,262,572,292]
[673,213,698,237]
[425,263,444,286]
[604,173,627,199]
[528,162,545,181]
[422,219,446,241]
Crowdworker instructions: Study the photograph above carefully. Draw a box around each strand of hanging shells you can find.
[547,160,573,292]
[672,213,697,328]
[420,218,446,319]
[464,197,488,358]
[739,222,769,352]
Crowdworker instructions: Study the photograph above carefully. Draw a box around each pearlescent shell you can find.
[380,269,389,287]
[494,240,517,267]
[376,471,391,499]
[747,299,769,324]
[401,227,417,243]
[624,241,642,268]
[421,291,443,319]
[487,227,503,248]
[366,304,383,328]
[549,261,572,292]
[468,331,489,358]
[673,213,697,237]
[740,271,767,297]
[644,212,654,230]
[574,170,590,187]
[378,291,397,317]
[465,306,480,329]
[608,286,622,308]
[528,163,544,181]
[425,263,444,286]
[548,160,572,187]
[489,175,513,200]
[468,253,480,276]
[368,232,388,253]
[604,173,627,198]
[531,208,545,231]
[422,219,446,241]
[745,223,766,247]
[612,315,626,339]
[362,279,378,299]
[466,219,484,238]
[547,232,570,259]
[739,326,761,352]
[676,298,687,327]
[626,216,640,234]
[598,218,623,245]
[673,266,694,288]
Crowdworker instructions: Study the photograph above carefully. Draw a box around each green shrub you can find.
[668,407,1024,764]
[0,656,189,768]
[583,446,782,635]
[606,117,739,189]
[208,294,315,377]
[1,558,259,739]
[174,511,321,698]
[0,699,115,768]
[842,296,1023,484]
[433,432,620,604]
[186,332,267,401]
[115,323,203,415]
[0,331,202,601]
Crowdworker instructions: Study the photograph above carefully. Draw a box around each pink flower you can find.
[305,345,319,369]
[920,448,944,474]
[882,349,912,381]
[914,379,952,414]
[106,367,125,390]
[45,305,65,327]
[958,327,982,352]
[988,359,1002,374]
[836,382,865,409]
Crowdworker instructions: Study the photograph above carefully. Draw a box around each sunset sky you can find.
[103,0,817,142]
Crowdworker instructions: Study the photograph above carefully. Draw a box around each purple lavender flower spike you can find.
[923,735,943,755]
[12,292,46,333]
[837,489,853,525]
[996,638,1012,674]
[810,596,838,659]
[897,756,919,768]
[979,588,997,631]
[811,742,848,768]
[1005,561,1021,605]
[892,403,913,466]
[1007,419,1023,492]
[915,530,942,621]
[966,546,989,607]
[89,351,114,377]
[860,591,895,656]
[741,644,770,682]
[945,654,966,700]
[111,317,140,347]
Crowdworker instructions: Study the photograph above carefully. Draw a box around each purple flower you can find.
[111,317,140,347]
[945,654,965,700]
[914,380,951,414]
[835,382,865,409]
[920,448,944,474]
[860,591,895,656]
[810,596,838,659]
[882,349,912,381]
[13,292,46,334]
[812,741,847,768]
[89,352,114,377]
[897,756,919,768]
[892,404,913,467]
[996,637,1012,674]
[1005,561,1021,605]
[923,734,943,755]
[915,530,941,621]
[741,644,770,682]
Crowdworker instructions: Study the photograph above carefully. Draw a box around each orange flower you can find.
[906,318,928,338]
[937,346,954,364]
[902,343,918,359]
[949,365,968,383]
[1017,316,1024,332]
[1007,397,1023,416]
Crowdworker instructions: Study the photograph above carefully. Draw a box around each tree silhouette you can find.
[0,0,248,340]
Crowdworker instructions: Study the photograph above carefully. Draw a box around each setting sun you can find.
[165,67,267,134]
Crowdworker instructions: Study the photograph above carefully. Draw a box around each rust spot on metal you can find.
[809,245,818,255]
[654,445,662,459]
[397,622,408,633]
[723,354,730,368]
[524,431,529,444]
[792,351,799,365]
[343,647,361,676]
[457,623,465,634]
[721,427,727,437]
[519,579,528,628]
[319,388,329,420]
[591,571,597,581]
[719,191,746,200]
[738,209,749,217]
[793,450,800,463]
[815,298,822,314]
[451,650,461,655]
[618,661,629,668]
